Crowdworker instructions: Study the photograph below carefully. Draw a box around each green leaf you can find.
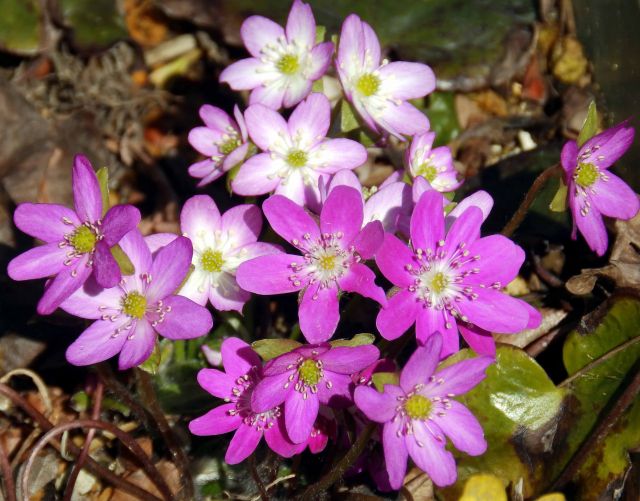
[311,78,324,93]
[340,99,360,133]
[577,101,598,148]
[226,163,243,194]
[330,332,376,347]
[96,166,110,216]
[439,346,566,499]
[252,338,302,361]
[138,342,162,375]
[315,25,326,44]
[459,474,507,501]
[111,244,134,275]
[425,92,460,146]
[371,372,399,392]
[0,0,40,55]
[549,177,568,212]
[60,0,127,50]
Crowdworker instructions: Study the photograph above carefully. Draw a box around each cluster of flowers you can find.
[7,0,638,491]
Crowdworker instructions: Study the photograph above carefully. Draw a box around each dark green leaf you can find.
[577,101,598,148]
[111,244,134,275]
[371,372,399,392]
[340,99,360,133]
[96,166,110,216]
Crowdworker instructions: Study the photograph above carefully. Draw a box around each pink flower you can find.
[60,230,213,370]
[232,93,367,208]
[336,14,435,139]
[251,342,380,443]
[561,121,639,256]
[187,105,250,187]
[7,155,140,315]
[322,170,412,234]
[354,333,491,489]
[304,408,337,454]
[405,132,462,192]
[189,338,302,463]
[376,190,540,357]
[219,0,333,110]
[236,187,386,343]
[145,195,280,313]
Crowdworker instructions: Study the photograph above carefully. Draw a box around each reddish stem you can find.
[0,439,16,501]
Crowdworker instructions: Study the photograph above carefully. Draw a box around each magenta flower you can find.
[219,0,333,110]
[60,230,213,370]
[336,14,435,139]
[304,408,337,454]
[189,338,302,463]
[561,121,639,256]
[232,93,367,208]
[236,187,386,343]
[145,195,280,313]
[376,190,540,357]
[251,342,380,443]
[405,132,462,192]
[187,105,250,187]
[354,333,491,489]
[322,169,412,234]
[7,155,140,315]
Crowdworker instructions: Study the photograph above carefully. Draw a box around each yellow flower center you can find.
[219,137,240,155]
[298,359,321,385]
[318,255,336,271]
[277,54,300,75]
[286,150,308,168]
[201,249,224,273]
[122,291,147,319]
[416,163,438,183]
[404,394,432,420]
[69,225,97,254]
[429,272,449,294]
[356,73,380,97]
[575,162,599,188]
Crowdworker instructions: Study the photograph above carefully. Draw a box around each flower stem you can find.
[501,163,560,238]
[298,423,375,499]
[249,455,269,501]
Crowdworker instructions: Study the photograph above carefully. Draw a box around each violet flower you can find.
[251,342,380,443]
[219,0,333,110]
[336,14,435,139]
[189,338,303,463]
[405,132,462,192]
[60,230,213,370]
[561,121,639,256]
[236,186,386,343]
[354,333,491,489]
[188,105,250,187]
[7,155,140,315]
[232,93,367,208]
[145,195,281,313]
[376,190,540,357]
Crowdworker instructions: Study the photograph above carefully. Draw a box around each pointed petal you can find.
[13,203,78,243]
[382,420,408,490]
[118,320,157,370]
[288,93,330,146]
[245,104,290,151]
[432,401,487,456]
[582,121,634,170]
[221,337,261,378]
[241,16,285,57]
[423,356,493,397]
[408,422,457,487]
[443,206,482,255]
[354,385,397,423]
[591,172,639,219]
[153,295,212,340]
[299,285,339,343]
[72,155,101,222]
[236,254,304,294]
[378,62,436,100]
[377,101,430,138]
[285,390,318,443]
[225,424,263,464]
[262,194,320,246]
[196,368,235,399]
[458,324,496,356]
[7,243,66,281]
[189,403,242,435]
[456,288,529,334]
[286,0,315,47]
[220,58,270,90]
[400,333,441,391]
[265,417,306,457]
[339,262,386,305]
[376,289,419,341]
[66,318,128,366]
[37,258,92,315]
[411,190,445,252]
[147,237,193,301]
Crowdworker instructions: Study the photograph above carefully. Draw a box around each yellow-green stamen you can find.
[575,162,599,187]
[219,137,240,155]
[416,163,438,183]
[277,54,300,75]
[429,272,449,294]
[122,291,147,319]
[201,249,224,273]
[286,150,308,168]
[404,394,432,420]
[298,359,321,385]
[69,226,97,254]
[318,255,336,271]
[356,73,380,97]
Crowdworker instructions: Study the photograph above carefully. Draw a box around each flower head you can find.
[232,93,367,208]
[251,342,380,443]
[405,132,461,192]
[376,190,540,356]
[146,195,280,313]
[220,0,334,109]
[7,155,140,315]
[336,14,435,138]
[236,186,386,343]
[60,230,213,370]
[189,338,303,463]
[354,333,492,489]
[187,105,250,187]
[561,121,638,256]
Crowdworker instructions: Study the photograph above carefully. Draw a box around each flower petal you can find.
[411,190,445,252]
[264,417,305,457]
[312,138,367,174]
[376,289,419,341]
[153,295,213,340]
[241,16,285,58]
[378,61,436,100]
[251,372,291,412]
[376,233,415,287]
[66,318,129,366]
[118,230,152,278]
[424,356,493,397]
[220,58,271,90]
[236,254,304,294]
[249,84,286,110]
[13,203,79,243]
[561,140,578,176]
[221,337,261,378]
[572,198,608,256]
[286,0,315,48]
[456,288,529,334]
[92,240,121,288]
[220,204,262,247]
[189,403,242,435]
[365,182,412,233]
[181,195,221,240]
[591,172,640,219]
[338,262,386,305]
[432,400,487,456]
[299,284,340,343]
[443,206,482,255]
[308,42,334,80]
[408,422,457,487]
[232,154,282,196]
[458,324,496,357]
[118,319,157,370]
[415,310,460,357]
[338,14,365,71]
[37,257,93,315]
[245,104,290,151]
[196,368,235,399]
[377,101,430,138]
[285,390,318,443]
[72,155,101,222]
[320,185,363,244]
[208,273,251,313]
[225,424,263,464]
[446,190,494,229]
[283,78,313,108]
[463,235,525,286]
[101,205,141,247]
[351,220,384,260]
[582,121,634,170]
[146,236,193,302]
[262,194,320,246]
[7,243,67,281]
[60,276,122,319]
[316,372,353,407]
[353,385,398,423]
[199,104,234,132]
[188,127,223,156]
[400,333,441,391]
[320,344,380,374]
[288,93,330,147]
[382,420,409,490]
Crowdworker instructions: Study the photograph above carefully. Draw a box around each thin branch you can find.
[0,439,16,501]
[62,379,104,501]
[559,335,640,388]
[135,369,194,501]
[551,363,640,490]
[249,455,269,501]
[299,423,376,500]
[0,383,162,501]
[20,419,173,501]
[501,163,560,238]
